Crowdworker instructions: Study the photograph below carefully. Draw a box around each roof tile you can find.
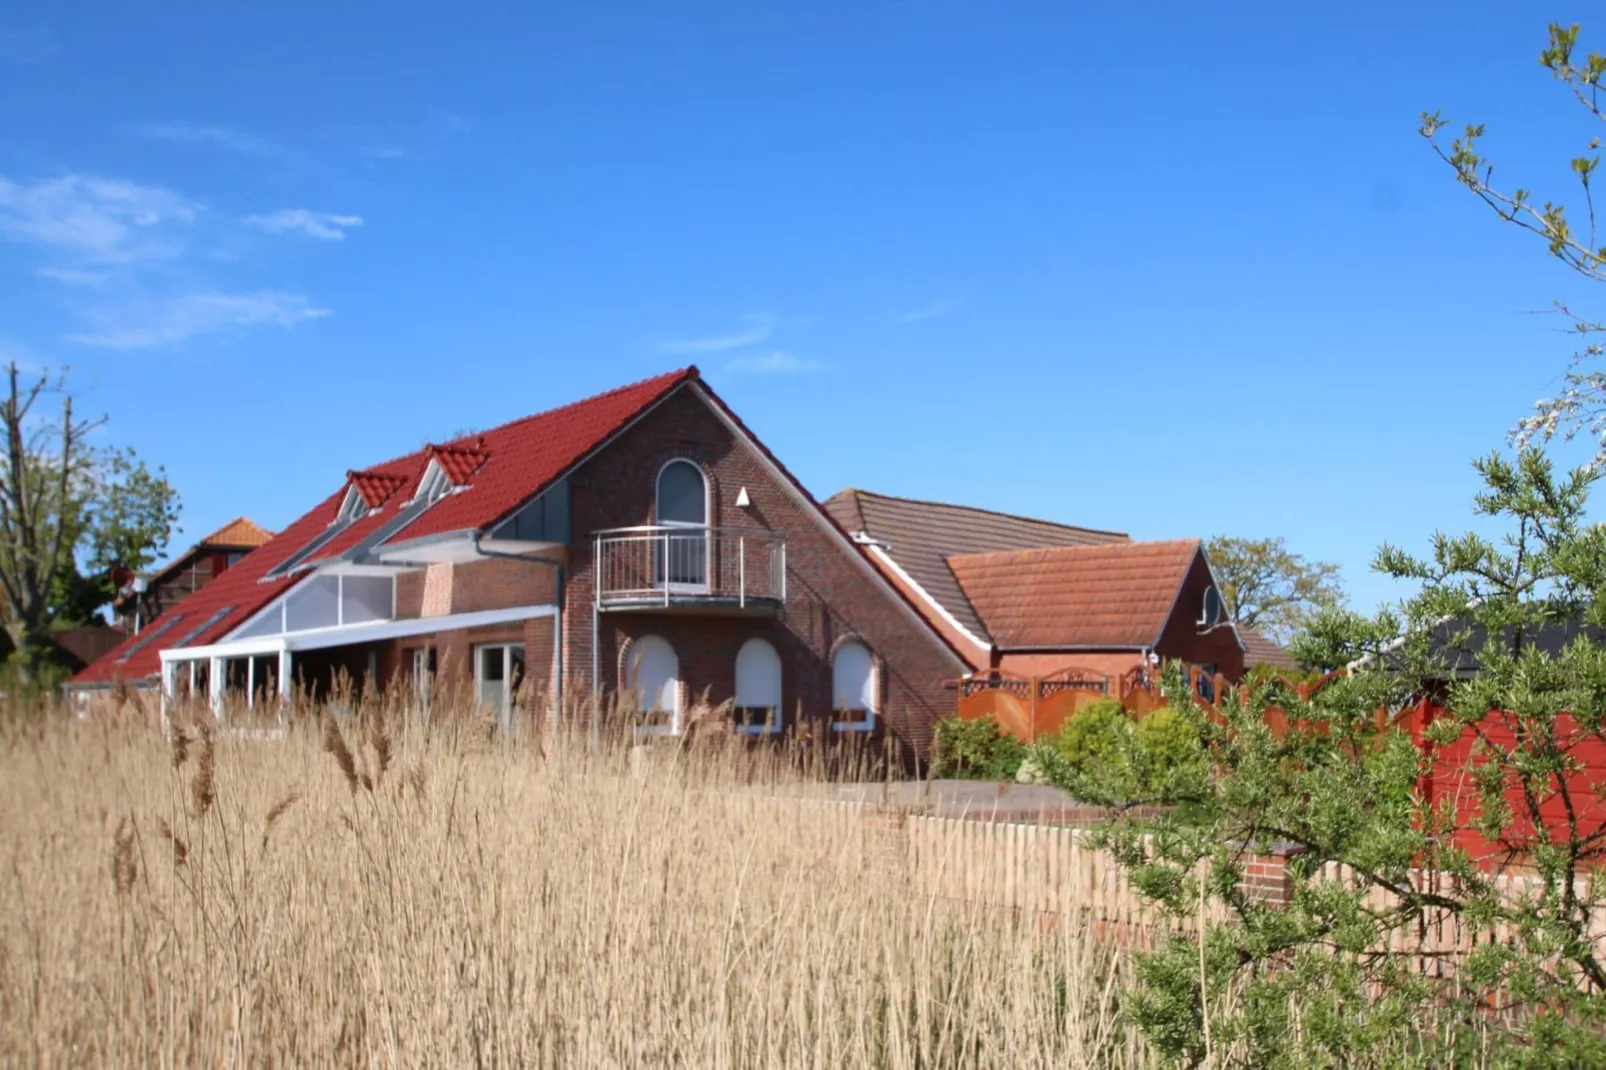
[948,539,1201,649]
[823,489,1128,641]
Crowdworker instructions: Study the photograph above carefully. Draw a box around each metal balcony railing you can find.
[594,526,786,610]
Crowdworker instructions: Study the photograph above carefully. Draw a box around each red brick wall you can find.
[449,553,563,614]
[563,385,966,759]
[1154,554,1245,682]
[390,554,563,620]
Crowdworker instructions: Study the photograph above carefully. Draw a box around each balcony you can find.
[594,526,785,614]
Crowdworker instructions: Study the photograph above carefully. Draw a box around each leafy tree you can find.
[1061,450,1606,1066]
[1203,535,1343,645]
[0,364,179,678]
[1422,23,1606,465]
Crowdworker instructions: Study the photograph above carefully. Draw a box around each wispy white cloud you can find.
[892,300,956,324]
[0,174,198,262]
[133,122,288,160]
[0,27,57,63]
[69,291,331,349]
[724,350,823,375]
[245,208,362,241]
[35,266,110,286]
[661,314,774,354]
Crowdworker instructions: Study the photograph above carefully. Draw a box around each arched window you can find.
[655,460,708,588]
[734,637,782,734]
[656,459,707,526]
[627,634,680,734]
[832,640,876,732]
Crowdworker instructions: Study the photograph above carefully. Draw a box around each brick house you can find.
[72,368,969,758]
[112,517,275,635]
[824,489,1246,683]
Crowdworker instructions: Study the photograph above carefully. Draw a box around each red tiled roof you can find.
[822,489,1129,642]
[427,440,491,486]
[347,468,408,509]
[948,539,1202,649]
[75,367,696,684]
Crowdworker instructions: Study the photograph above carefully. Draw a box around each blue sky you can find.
[0,2,1601,614]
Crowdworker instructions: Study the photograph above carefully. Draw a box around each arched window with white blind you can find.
[831,640,876,732]
[734,637,782,734]
[627,634,680,735]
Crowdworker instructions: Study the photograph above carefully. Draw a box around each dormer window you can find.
[414,459,452,505]
[337,485,371,524]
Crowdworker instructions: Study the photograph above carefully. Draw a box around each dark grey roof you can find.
[822,488,1129,641]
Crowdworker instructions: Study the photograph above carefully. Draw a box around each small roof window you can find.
[414,459,453,505]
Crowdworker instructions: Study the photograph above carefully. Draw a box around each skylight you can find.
[172,606,235,649]
[117,614,184,663]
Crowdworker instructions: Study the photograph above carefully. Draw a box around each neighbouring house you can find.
[71,368,971,760]
[113,517,276,635]
[824,490,1246,739]
[1239,626,1299,671]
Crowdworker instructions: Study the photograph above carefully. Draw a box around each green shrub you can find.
[1130,706,1206,794]
[1048,698,1206,800]
[931,716,1027,781]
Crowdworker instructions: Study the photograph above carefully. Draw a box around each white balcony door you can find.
[655,459,708,590]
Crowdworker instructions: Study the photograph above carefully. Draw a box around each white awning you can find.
[159,603,557,663]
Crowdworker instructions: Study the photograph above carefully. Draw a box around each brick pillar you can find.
[1237,843,1302,906]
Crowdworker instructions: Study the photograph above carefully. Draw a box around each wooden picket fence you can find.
[795,802,1606,980]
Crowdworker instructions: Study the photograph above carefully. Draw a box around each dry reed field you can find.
[0,696,1147,1068]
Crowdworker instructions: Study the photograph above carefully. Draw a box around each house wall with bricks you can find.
[560,386,967,760]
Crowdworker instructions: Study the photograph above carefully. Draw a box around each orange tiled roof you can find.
[948,539,1202,649]
[198,516,274,549]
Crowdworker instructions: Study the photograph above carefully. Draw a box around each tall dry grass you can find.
[0,696,1147,1067]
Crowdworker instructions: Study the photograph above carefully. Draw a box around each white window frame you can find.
[831,640,877,732]
[414,459,453,505]
[338,484,372,523]
[627,634,681,736]
[412,645,437,720]
[734,637,783,735]
[474,642,525,725]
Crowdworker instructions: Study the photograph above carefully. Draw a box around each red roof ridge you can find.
[340,366,701,482]
[835,487,1129,541]
[949,537,1199,568]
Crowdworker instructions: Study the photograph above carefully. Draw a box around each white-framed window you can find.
[831,640,877,732]
[655,459,708,589]
[412,645,437,718]
[475,643,525,724]
[415,459,453,505]
[627,634,680,735]
[734,637,782,734]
